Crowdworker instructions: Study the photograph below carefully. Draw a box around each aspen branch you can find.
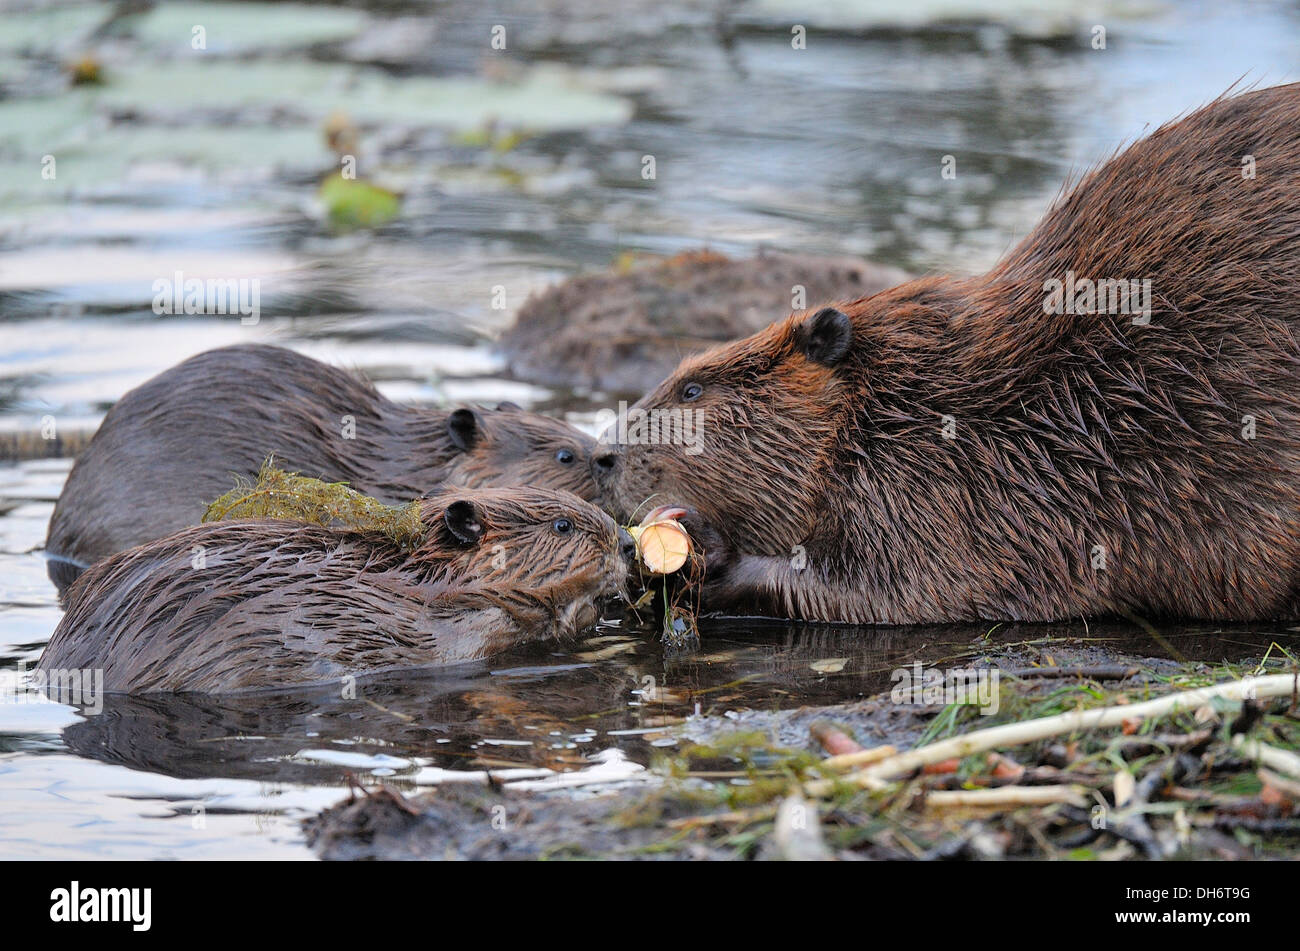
[808,673,1298,796]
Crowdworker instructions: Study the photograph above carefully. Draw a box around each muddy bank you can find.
[305,781,743,861]
[499,250,909,396]
[305,637,1300,860]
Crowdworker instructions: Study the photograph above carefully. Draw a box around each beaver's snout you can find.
[591,446,620,480]
[617,526,637,564]
[591,446,624,518]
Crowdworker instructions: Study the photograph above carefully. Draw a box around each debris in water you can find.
[319,172,401,230]
[66,55,104,86]
[663,604,699,653]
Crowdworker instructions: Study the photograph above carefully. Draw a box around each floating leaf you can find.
[318,172,400,230]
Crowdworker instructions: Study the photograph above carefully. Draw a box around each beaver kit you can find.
[596,83,1300,624]
[38,485,635,693]
[45,344,604,585]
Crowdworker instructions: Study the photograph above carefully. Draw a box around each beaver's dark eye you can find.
[555,448,575,465]
[681,382,703,402]
[552,518,574,536]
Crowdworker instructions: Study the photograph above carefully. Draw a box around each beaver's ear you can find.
[799,307,853,366]
[447,408,480,451]
[444,500,484,545]
[495,400,521,411]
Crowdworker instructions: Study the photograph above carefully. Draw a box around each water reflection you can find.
[36,617,1298,787]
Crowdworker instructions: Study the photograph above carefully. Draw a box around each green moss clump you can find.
[203,462,424,547]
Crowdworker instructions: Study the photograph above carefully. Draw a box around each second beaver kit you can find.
[38,485,635,693]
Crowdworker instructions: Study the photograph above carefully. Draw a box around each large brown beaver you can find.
[38,487,635,693]
[45,344,604,585]
[594,84,1300,624]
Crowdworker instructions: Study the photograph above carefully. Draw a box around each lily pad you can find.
[0,4,109,55]
[90,60,633,131]
[131,2,369,53]
[0,111,325,205]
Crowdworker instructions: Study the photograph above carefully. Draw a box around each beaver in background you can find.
[38,487,635,693]
[499,250,909,395]
[45,344,604,586]
[595,84,1300,624]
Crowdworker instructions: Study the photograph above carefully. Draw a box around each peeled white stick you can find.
[821,744,898,772]
[1232,734,1300,781]
[1257,768,1300,801]
[823,673,1298,792]
[924,786,1088,809]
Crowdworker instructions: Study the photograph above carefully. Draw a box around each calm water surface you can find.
[2,0,1299,858]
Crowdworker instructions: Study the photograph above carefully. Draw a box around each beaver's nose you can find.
[591,446,620,483]
[617,527,638,564]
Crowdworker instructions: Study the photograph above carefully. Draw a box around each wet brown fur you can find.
[45,344,603,577]
[38,487,628,693]
[599,84,1300,624]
